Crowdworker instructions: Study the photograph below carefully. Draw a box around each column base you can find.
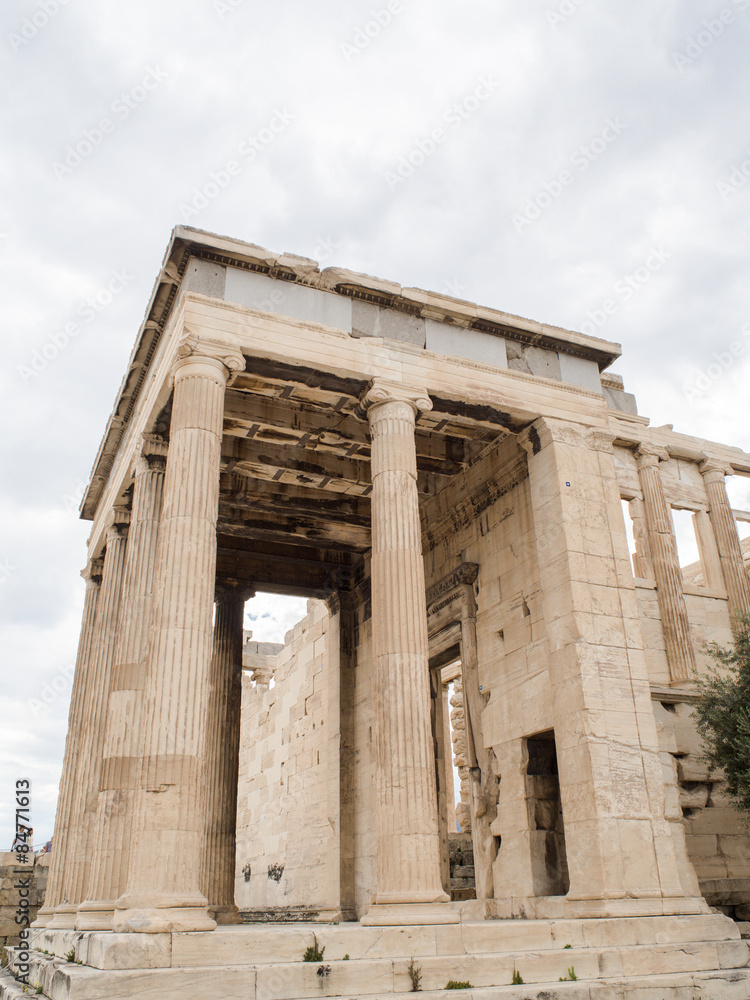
[113,905,217,933]
[76,900,115,930]
[46,904,79,929]
[210,904,241,925]
[361,902,458,926]
[30,906,54,928]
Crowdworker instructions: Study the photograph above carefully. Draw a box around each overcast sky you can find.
[1,0,749,848]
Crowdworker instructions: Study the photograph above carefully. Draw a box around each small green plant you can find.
[511,969,524,985]
[564,943,572,949]
[64,949,75,963]
[408,955,422,992]
[445,980,472,989]
[35,987,43,995]
[559,966,578,981]
[303,935,325,962]
[342,954,350,960]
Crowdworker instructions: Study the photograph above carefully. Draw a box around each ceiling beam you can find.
[218,516,370,552]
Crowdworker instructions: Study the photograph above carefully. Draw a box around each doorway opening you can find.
[525,731,569,896]
[431,655,476,901]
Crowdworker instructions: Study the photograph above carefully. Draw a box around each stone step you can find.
[6,965,750,1000]
[7,937,750,1000]
[28,913,744,969]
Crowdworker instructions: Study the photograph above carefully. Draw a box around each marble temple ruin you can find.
[7,226,750,998]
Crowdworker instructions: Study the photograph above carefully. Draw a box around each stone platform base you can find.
[2,913,749,999]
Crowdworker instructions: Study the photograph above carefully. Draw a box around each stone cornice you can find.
[80,227,622,521]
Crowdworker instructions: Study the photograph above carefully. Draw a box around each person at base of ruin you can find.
[11,824,33,853]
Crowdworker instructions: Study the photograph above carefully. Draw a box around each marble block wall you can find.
[235,600,341,919]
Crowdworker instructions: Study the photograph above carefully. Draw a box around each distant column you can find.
[49,511,130,927]
[77,434,167,930]
[636,445,696,684]
[202,581,254,924]
[700,458,750,625]
[114,335,244,934]
[361,378,455,925]
[33,558,102,928]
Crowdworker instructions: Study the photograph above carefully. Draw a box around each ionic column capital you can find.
[251,665,274,687]
[81,558,104,587]
[107,507,131,540]
[699,456,733,482]
[215,580,255,604]
[173,333,245,386]
[635,443,670,469]
[139,433,169,473]
[361,378,432,420]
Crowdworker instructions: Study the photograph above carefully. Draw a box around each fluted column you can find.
[700,458,750,627]
[628,497,654,580]
[77,435,167,929]
[33,559,102,927]
[114,335,244,933]
[202,581,254,924]
[360,378,454,925]
[636,445,696,684]
[49,512,130,927]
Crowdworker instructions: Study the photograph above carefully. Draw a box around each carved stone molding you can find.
[519,418,614,458]
[427,563,479,610]
[422,455,527,551]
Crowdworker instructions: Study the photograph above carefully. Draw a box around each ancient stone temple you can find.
[10,226,750,998]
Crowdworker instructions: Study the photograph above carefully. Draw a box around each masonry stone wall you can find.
[0,852,48,948]
[653,700,750,910]
[422,437,555,901]
[235,600,342,920]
